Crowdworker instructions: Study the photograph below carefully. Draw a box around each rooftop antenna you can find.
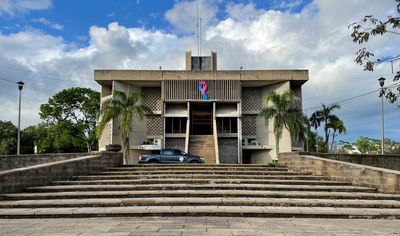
[199,17,202,56]
[196,3,200,56]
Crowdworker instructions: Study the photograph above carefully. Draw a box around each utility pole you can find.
[17,81,24,155]
[378,77,385,155]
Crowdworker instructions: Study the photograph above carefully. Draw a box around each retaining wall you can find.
[279,152,400,193]
[301,152,400,171]
[0,153,92,171]
[0,152,123,194]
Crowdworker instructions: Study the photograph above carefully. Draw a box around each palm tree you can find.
[311,103,341,152]
[97,91,152,164]
[327,117,347,151]
[259,90,304,159]
[308,112,321,153]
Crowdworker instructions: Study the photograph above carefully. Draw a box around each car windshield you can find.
[176,150,187,155]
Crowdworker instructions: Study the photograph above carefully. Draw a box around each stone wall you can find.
[302,152,400,171]
[0,153,92,171]
[0,152,123,194]
[279,152,400,193]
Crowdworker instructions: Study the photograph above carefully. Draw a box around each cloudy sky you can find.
[0,0,398,142]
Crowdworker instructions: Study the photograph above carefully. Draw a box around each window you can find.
[165,117,187,133]
[175,150,187,155]
[163,150,174,155]
[217,117,237,133]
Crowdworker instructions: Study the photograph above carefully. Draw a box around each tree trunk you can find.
[330,131,336,152]
[86,142,91,153]
[275,135,280,161]
[324,127,329,152]
[123,137,130,165]
[315,128,319,153]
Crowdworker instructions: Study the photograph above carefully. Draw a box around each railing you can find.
[163,80,240,101]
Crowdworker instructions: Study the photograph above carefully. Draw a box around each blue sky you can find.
[0,0,398,143]
[0,0,312,44]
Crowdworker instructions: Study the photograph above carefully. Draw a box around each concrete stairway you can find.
[188,135,215,163]
[0,164,400,218]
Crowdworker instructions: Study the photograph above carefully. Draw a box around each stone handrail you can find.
[279,152,400,193]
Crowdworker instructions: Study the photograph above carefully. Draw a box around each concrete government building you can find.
[95,51,308,164]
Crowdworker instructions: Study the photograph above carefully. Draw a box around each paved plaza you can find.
[0,217,399,236]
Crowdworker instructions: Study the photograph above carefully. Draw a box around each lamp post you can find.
[17,81,24,155]
[378,77,385,155]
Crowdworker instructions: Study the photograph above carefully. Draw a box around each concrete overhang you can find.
[94,69,309,87]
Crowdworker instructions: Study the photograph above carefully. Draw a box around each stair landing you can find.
[188,135,216,163]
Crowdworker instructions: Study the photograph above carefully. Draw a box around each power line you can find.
[0,64,90,83]
[0,77,56,96]
[302,72,396,102]
[302,82,400,112]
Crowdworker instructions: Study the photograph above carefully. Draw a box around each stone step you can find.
[24,184,377,193]
[0,206,399,219]
[3,190,396,201]
[122,164,276,167]
[1,197,399,209]
[91,170,308,176]
[53,179,351,186]
[71,174,332,181]
[105,166,289,171]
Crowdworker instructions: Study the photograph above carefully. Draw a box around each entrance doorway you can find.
[190,103,213,135]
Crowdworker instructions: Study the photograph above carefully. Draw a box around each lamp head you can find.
[378,77,385,87]
[17,81,24,91]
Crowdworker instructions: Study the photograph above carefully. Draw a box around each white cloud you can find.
[0,0,52,16]
[165,0,216,33]
[32,17,63,30]
[0,0,399,142]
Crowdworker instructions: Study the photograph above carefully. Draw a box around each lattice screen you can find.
[142,87,162,111]
[242,87,262,111]
[293,99,302,110]
[165,138,185,149]
[218,138,237,147]
[99,121,112,149]
[242,115,257,136]
[146,115,162,136]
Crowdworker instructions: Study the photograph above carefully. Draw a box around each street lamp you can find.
[378,77,385,155]
[17,81,24,155]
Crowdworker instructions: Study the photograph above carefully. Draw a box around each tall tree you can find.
[353,136,380,154]
[40,87,100,152]
[326,116,347,151]
[349,0,400,107]
[337,140,355,153]
[259,90,304,158]
[0,120,17,155]
[311,103,341,152]
[97,91,152,164]
[309,112,322,152]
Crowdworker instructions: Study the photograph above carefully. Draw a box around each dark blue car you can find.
[138,149,205,164]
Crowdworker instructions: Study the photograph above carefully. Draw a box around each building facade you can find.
[95,51,308,164]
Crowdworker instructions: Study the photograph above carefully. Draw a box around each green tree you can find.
[0,120,17,155]
[311,103,341,152]
[349,0,400,107]
[40,87,100,152]
[20,126,37,154]
[326,116,347,151]
[353,136,380,154]
[259,90,304,158]
[337,140,355,153]
[97,91,152,164]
